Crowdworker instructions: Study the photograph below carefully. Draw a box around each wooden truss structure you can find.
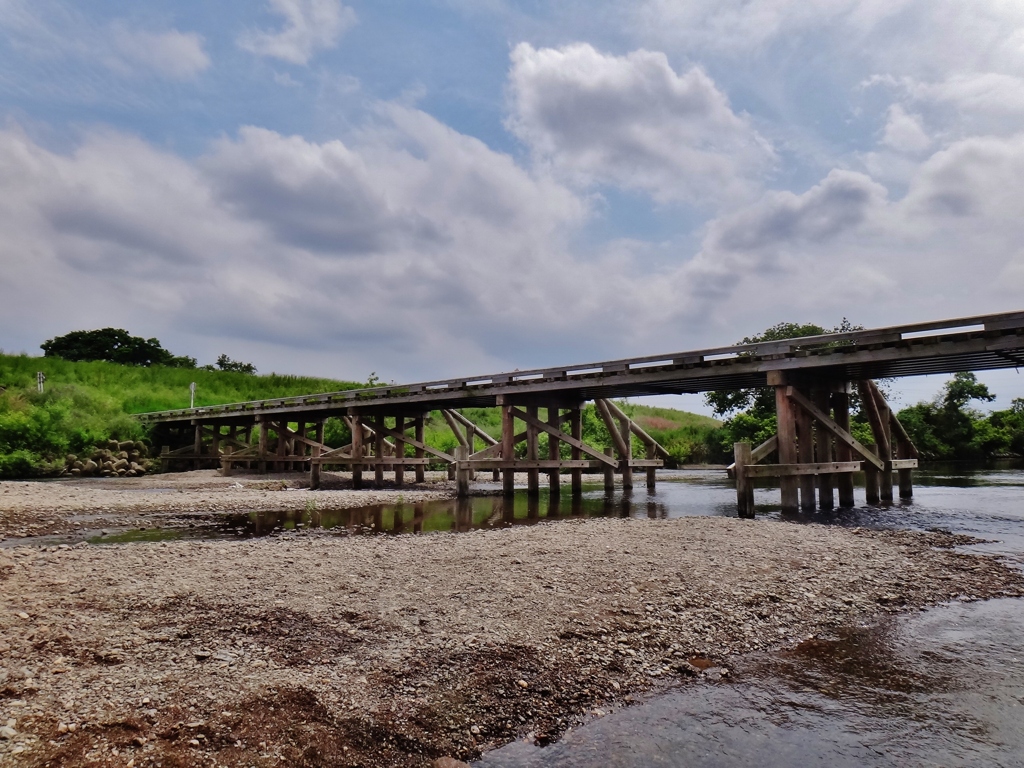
[157,398,667,498]
[732,374,919,517]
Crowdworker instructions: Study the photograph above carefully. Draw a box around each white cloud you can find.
[238,0,356,65]
[108,24,210,80]
[506,42,774,205]
[881,104,931,153]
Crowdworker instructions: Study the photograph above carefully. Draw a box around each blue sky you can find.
[2,0,1023,414]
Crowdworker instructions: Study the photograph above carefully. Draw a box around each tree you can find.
[41,329,195,368]
[214,354,257,375]
[896,372,1000,459]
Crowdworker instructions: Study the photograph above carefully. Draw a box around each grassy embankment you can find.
[0,353,722,477]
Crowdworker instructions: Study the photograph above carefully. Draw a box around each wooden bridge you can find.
[138,310,1024,516]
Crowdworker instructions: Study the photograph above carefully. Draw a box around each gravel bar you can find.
[2,504,1023,767]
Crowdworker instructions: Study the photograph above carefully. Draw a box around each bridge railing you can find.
[135,309,1024,421]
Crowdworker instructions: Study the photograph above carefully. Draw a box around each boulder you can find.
[113,459,129,471]
[83,460,98,474]
[119,440,135,451]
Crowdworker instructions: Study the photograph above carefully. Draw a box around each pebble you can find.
[0,725,17,739]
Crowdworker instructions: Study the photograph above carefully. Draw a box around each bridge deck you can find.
[137,310,1024,425]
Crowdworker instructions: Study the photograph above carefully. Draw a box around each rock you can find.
[432,759,471,768]
[70,469,82,477]
[118,451,129,460]
[83,460,98,474]
[119,440,135,451]
[65,454,78,464]
[212,650,236,663]
[0,725,16,739]
[57,723,68,734]
[517,679,529,689]
[194,650,212,660]
[470,725,481,735]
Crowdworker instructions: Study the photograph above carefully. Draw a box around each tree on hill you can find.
[41,329,196,368]
[208,354,257,375]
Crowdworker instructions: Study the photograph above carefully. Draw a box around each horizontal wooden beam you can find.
[309,457,431,466]
[464,460,600,470]
[746,462,863,478]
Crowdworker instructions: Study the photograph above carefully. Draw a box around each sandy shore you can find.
[2,477,1022,767]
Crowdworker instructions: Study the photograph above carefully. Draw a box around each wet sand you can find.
[2,475,1023,767]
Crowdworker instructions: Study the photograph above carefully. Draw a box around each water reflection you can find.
[212,486,676,540]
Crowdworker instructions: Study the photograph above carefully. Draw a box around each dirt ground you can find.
[1,473,1023,766]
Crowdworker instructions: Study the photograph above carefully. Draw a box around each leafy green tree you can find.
[896,372,1002,459]
[214,354,257,375]
[41,328,195,368]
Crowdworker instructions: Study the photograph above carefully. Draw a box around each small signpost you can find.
[189,382,196,409]
[37,371,46,394]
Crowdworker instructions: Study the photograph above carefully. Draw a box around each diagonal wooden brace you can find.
[363,418,455,463]
[510,406,618,467]
[786,387,884,470]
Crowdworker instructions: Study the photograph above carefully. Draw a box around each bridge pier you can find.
[733,375,918,517]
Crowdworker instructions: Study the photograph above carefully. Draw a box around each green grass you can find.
[0,352,725,476]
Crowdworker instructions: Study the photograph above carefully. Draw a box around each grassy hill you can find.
[0,353,724,477]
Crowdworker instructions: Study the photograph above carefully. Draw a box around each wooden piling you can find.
[864,441,880,504]
[570,407,583,497]
[375,423,385,488]
[394,417,405,486]
[831,388,856,508]
[604,447,615,493]
[734,442,754,518]
[455,445,470,498]
[193,422,203,471]
[813,388,834,510]
[414,416,425,483]
[859,381,894,504]
[773,375,799,513]
[547,407,560,496]
[620,416,633,490]
[257,418,268,474]
[501,405,515,496]
[351,413,363,490]
[310,421,323,490]
[526,405,539,497]
[795,390,815,511]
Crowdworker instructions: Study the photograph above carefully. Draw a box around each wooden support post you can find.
[375,422,385,488]
[547,407,560,496]
[734,442,755,518]
[310,421,323,490]
[351,413,363,490]
[502,405,515,496]
[646,443,657,491]
[619,416,633,490]
[275,421,287,472]
[394,417,405,487]
[813,387,834,510]
[570,407,583,498]
[773,375,799,513]
[864,442,880,504]
[414,416,425,483]
[795,390,815,511]
[896,428,914,500]
[258,419,269,474]
[526,405,540,496]
[859,381,894,503]
[832,388,855,508]
[210,425,220,470]
[455,446,470,498]
[464,420,477,480]
[222,426,236,477]
[604,447,615,493]
[193,422,203,471]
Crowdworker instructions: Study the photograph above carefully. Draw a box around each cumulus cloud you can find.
[881,104,931,153]
[506,43,774,205]
[238,0,356,65]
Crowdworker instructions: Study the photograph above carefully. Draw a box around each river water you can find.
[473,462,1024,768]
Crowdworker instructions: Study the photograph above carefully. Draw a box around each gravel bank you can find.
[2,514,1022,767]
[0,471,456,542]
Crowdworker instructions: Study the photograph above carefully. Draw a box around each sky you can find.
[1,0,1023,415]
